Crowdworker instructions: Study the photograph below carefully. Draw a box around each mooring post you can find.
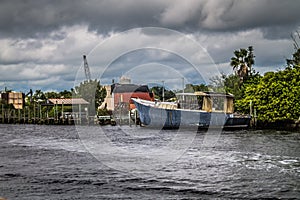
[55,101,58,122]
[119,104,122,125]
[128,111,131,127]
[62,102,64,124]
[13,109,16,123]
[7,108,9,123]
[28,106,30,123]
[249,100,253,117]
[79,104,81,125]
[18,109,20,123]
[23,107,25,124]
[2,104,4,123]
[254,108,257,128]
[33,103,36,124]
[39,104,42,120]
[85,107,89,125]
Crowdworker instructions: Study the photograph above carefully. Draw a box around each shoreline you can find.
[1,119,299,132]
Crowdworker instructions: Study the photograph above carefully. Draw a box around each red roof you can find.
[48,98,89,105]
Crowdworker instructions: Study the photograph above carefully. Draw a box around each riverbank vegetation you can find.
[224,35,300,124]
[178,37,299,125]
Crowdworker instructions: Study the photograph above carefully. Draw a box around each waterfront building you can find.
[100,76,154,112]
[1,92,25,109]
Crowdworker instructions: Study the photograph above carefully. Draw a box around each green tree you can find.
[45,91,60,99]
[287,48,300,68]
[59,90,73,98]
[73,80,106,115]
[179,84,209,93]
[287,30,300,68]
[208,75,226,92]
[230,46,255,82]
[235,61,300,122]
[44,90,73,99]
[151,86,175,101]
[33,89,46,103]
[192,84,209,92]
[183,84,195,93]
[223,74,242,98]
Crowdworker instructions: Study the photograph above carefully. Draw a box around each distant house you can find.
[112,83,154,110]
[100,76,154,111]
[100,85,114,111]
[1,92,25,109]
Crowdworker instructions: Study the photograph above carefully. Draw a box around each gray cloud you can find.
[1,0,300,91]
[0,0,164,38]
[1,0,299,39]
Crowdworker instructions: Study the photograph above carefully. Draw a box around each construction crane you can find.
[83,55,91,81]
[26,89,33,102]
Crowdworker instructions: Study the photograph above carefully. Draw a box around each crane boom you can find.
[83,55,91,81]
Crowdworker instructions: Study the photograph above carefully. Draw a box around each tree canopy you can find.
[73,80,106,114]
[230,46,255,82]
[235,46,300,122]
[151,86,175,101]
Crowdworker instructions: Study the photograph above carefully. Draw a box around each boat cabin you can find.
[176,92,234,113]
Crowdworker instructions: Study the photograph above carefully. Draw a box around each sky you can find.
[0,0,299,92]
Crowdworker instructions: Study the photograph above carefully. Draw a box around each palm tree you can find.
[230,46,255,82]
[246,46,255,75]
[287,31,300,68]
[33,90,46,103]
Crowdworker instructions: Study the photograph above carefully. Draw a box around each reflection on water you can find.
[0,124,299,199]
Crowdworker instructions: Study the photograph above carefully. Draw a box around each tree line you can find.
[223,32,299,123]
[1,80,107,117]
[232,45,300,123]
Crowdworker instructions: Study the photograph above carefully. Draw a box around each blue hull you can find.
[134,100,251,129]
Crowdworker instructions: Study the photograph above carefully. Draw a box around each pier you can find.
[0,97,114,125]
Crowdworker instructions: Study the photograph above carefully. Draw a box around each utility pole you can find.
[182,77,185,93]
[1,104,4,123]
[162,80,165,102]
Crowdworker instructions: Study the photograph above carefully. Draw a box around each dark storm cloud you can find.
[210,0,300,29]
[0,0,299,39]
[0,0,164,38]
[216,0,300,39]
[1,0,299,91]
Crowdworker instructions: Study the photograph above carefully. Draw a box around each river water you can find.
[0,124,299,199]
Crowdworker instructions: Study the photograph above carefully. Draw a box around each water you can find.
[0,124,299,199]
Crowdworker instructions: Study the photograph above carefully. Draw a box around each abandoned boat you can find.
[132,92,251,129]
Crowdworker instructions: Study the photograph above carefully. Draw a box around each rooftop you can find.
[47,98,89,105]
